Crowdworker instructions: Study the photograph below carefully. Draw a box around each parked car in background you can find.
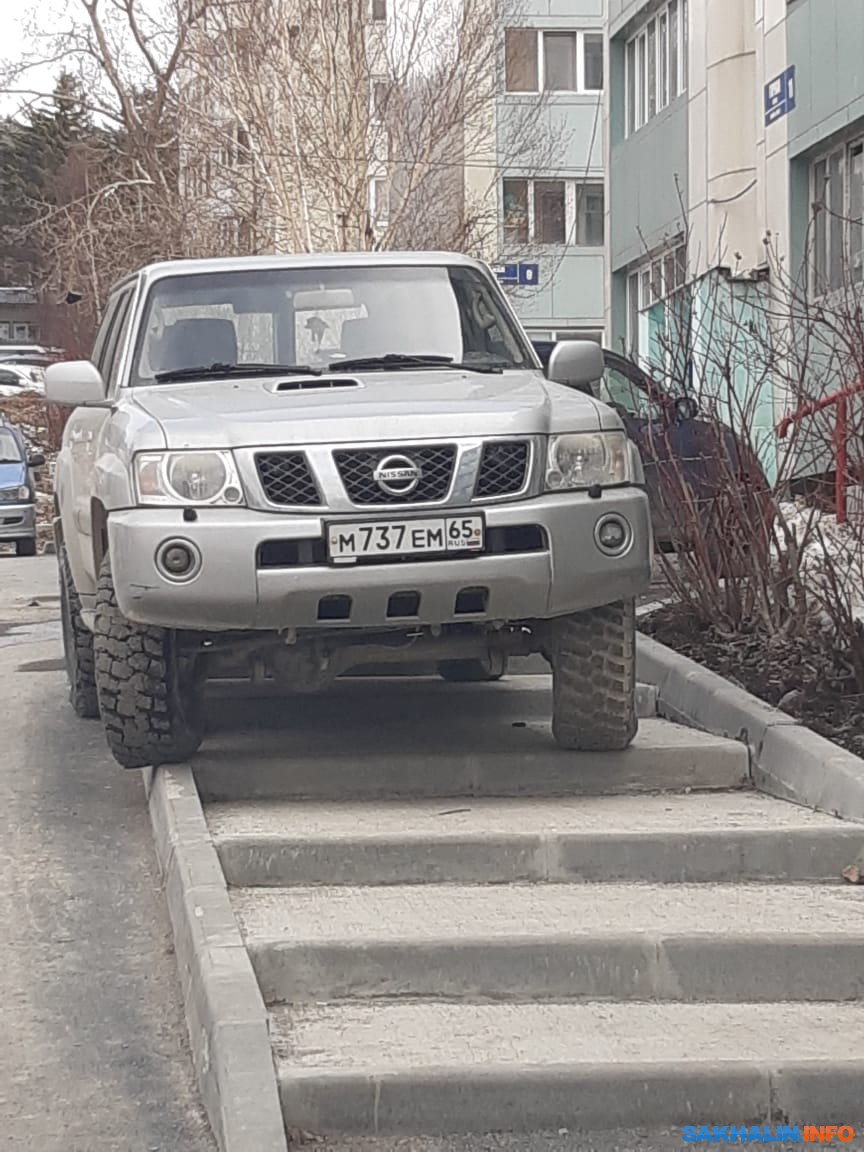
[0,418,44,556]
[0,362,46,396]
[531,341,773,554]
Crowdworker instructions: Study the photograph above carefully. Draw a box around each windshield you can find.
[0,428,23,463]
[131,264,533,386]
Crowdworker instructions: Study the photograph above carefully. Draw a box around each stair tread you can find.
[233,880,864,942]
[207,790,851,840]
[270,1000,864,1072]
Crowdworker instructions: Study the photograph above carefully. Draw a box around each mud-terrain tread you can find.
[93,556,204,769]
[548,599,637,751]
[437,654,509,683]
[59,543,99,718]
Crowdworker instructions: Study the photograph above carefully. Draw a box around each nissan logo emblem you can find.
[373,454,422,496]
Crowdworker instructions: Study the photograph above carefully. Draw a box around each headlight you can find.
[0,486,30,502]
[134,451,245,507]
[546,432,631,491]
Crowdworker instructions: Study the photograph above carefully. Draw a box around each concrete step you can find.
[207,675,659,720]
[207,791,864,887]
[271,1000,864,1135]
[234,881,864,1003]
[194,717,748,802]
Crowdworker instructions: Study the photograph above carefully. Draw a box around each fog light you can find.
[595,514,631,555]
[156,539,201,582]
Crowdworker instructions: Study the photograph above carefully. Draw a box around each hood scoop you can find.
[271,376,362,393]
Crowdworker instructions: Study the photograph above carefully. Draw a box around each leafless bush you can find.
[631,231,864,692]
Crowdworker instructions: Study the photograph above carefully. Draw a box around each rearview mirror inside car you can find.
[547,340,604,394]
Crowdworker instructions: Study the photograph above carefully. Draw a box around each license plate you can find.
[327,515,484,564]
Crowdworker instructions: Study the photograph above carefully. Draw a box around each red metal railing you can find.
[776,378,864,524]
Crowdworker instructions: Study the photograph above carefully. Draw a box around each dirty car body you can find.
[49,253,652,768]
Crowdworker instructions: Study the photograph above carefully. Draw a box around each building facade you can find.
[492,0,607,345]
[605,0,864,483]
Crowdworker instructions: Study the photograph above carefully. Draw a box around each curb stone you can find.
[142,765,289,1152]
[636,634,864,824]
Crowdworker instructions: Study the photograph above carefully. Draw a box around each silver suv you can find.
[47,253,651,769]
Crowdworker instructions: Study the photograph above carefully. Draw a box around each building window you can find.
[502,178,529,244]
[369,176,390,225]
[626,242,688,357]
[371,0,386,20]
[812,138,864,291]
[576,184,604,246]
[503,28,604,94]
[371,80,388,122]
[501,178,604,247]
[535,180,566,243]
[625,0,687,135]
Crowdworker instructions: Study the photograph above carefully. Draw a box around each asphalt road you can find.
[0,554,215,1152]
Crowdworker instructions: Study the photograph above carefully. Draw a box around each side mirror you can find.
[27,452,46,468]
[45,360,106,407]
[547,340,604,395]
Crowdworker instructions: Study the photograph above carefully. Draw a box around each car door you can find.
[64,287,135,596]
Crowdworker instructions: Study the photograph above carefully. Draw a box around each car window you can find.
[103,290,136,393]
[91,296,122,373]
[601,366,662,421]
[0,370,22,386]
[0,428,23,462]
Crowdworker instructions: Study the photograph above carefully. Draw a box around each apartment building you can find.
[605,0,864,481]
[492,0,607,344]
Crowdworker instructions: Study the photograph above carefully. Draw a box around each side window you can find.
[101,290,135,393]
[91,297,121,374]
[0,370,21,386]
[603,367,662,421]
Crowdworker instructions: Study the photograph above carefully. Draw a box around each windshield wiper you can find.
[154,362,322,383]
[330,353,504,375]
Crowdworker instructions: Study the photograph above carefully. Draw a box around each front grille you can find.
[475,441,530,498]
[334,445,456,505]
[256,452,321,506]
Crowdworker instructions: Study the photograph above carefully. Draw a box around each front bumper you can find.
[108,489,652,632]
[0,502,36,541]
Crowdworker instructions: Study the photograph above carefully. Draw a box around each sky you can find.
[1,0,67,116]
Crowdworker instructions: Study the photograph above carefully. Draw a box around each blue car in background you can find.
[0,418,45,556]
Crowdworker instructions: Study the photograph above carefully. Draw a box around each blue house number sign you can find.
[764,66,795,127]
[494,262,540,287]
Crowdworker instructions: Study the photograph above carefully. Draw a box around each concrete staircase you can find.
[195,675,864,1139]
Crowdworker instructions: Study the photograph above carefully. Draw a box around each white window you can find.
[501,178,604,247]
[625,0,687,135]
[504,28,604,94]
[13,324,29,340]
[0,323,10,340]
[369,177,390,225]
[626,242,687,357]
[812,137,864,292]
[371,80,389,122]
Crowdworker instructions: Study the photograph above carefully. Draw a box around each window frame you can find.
[625,0,687,136]
[500,177,604,248]
[811,135,864,295]
[368,176,390,226]
[625,241,688,359]
[503,27,604,95]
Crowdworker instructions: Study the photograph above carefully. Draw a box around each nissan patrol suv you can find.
[47,253,651,769]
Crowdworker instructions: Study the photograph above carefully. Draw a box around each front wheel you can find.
[16,537,36,556]
[59,542,99,718]
[437,652,509,683]
[93,556,205,769]
[546,600,637,751]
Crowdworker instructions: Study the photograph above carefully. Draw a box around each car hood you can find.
[130,370,612,448]
[0,461,26,488]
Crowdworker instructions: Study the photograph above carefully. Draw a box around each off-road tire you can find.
[547,599,637,751]
[93,556,205,769]
[59,543,99,718]
[16,538,36,557]
[437,653,509,683]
